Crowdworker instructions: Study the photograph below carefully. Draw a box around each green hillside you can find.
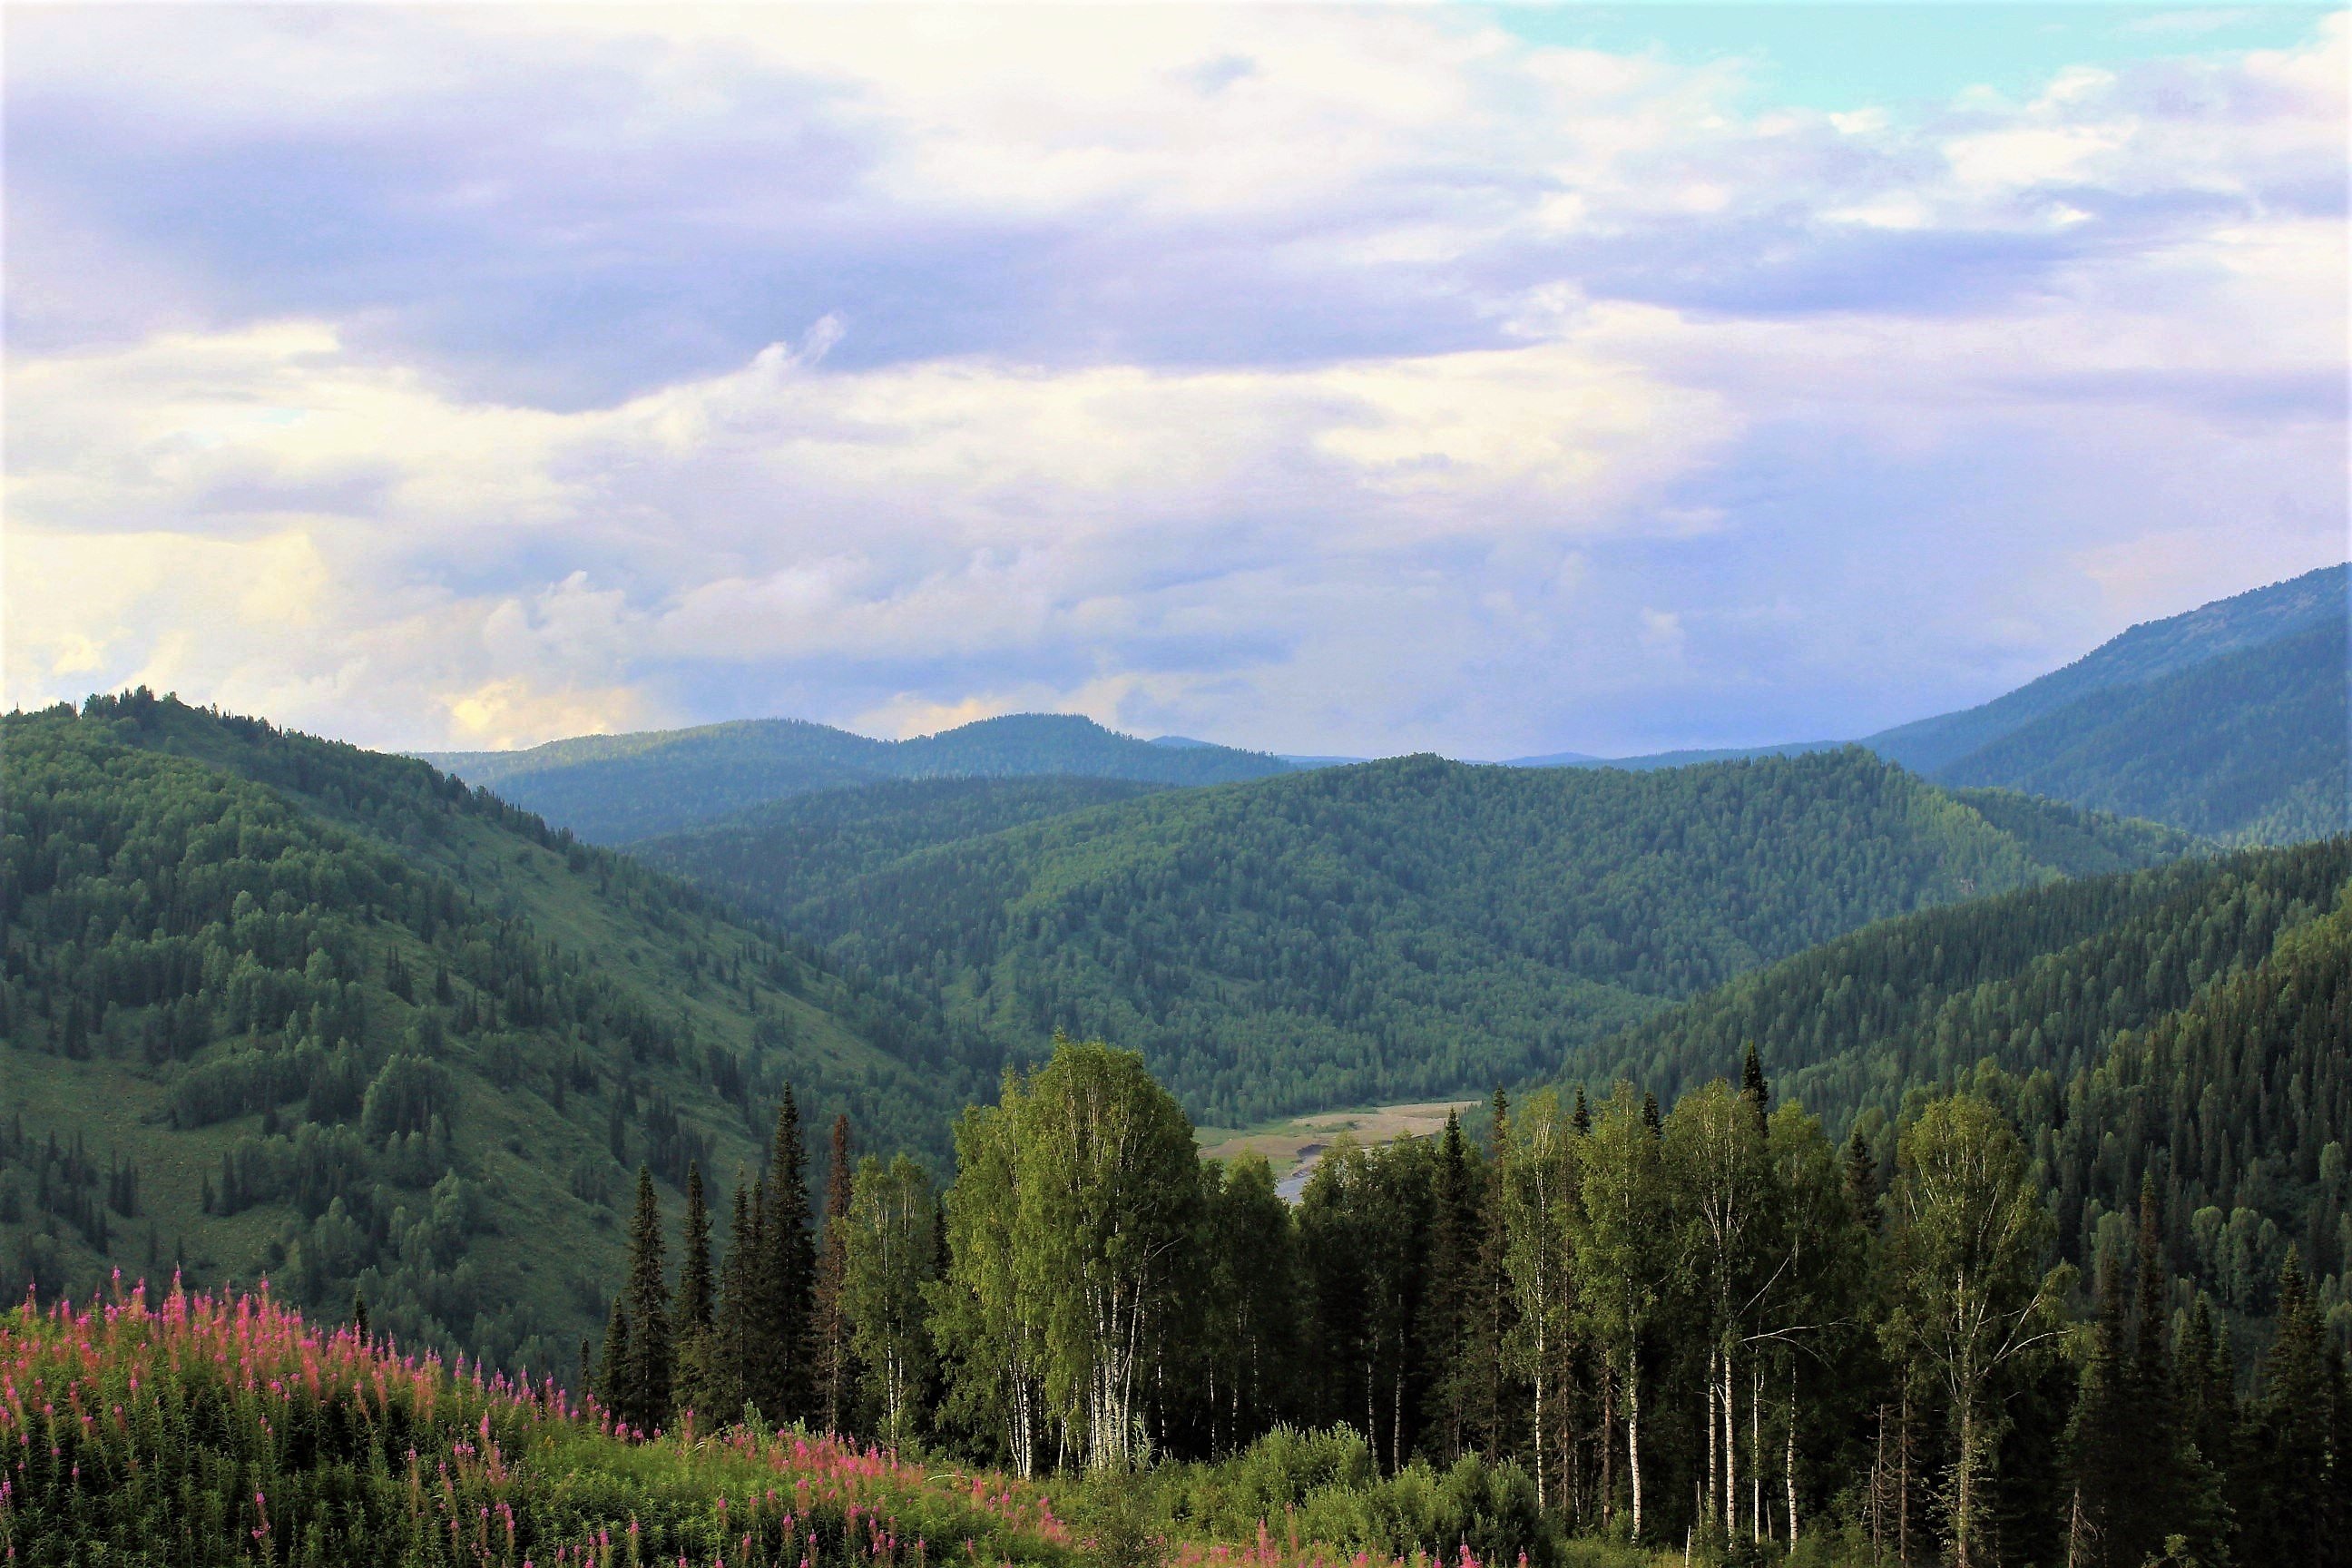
[1866,561,2347,773]
[638,775,1171,915]
[662,747,2189,1125]
[0,691,985,1374]
[1576,835,2352,1322]
[422,712,1292,843]
[1934,616,2350,842]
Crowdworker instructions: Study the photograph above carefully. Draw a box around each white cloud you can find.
[3,6,2343,757]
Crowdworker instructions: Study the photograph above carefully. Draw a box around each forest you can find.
[571,1033,2344,1568]
[641,749,2188,1126]
[0,691,994,1370]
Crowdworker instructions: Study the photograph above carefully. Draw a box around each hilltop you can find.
[421,712,1292,843]
[0,691,985,1371]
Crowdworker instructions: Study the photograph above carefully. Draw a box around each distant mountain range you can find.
[426,564,2346,848]
[1514,564,2348,843]
[422,713,1291,843]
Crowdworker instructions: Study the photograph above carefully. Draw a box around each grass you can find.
[3,1279,1639,1568]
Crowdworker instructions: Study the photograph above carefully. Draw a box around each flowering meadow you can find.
[0,1278,1614,1568]
[0,1275,1075,1567]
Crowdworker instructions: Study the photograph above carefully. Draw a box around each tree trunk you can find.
[1600,1363,1616,1528]
[1706,1346,1720,1527]
[1784,1367,1798,1549]
[1722,1347,1737,1538]
[1628,1355,1644,1542]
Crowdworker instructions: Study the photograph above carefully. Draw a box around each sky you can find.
[4,3,2346,760]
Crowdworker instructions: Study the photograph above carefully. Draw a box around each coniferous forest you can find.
[5,682,2347,1565]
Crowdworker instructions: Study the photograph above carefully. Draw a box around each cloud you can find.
[3,6,2343,758]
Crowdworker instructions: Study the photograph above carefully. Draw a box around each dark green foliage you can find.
[1867,562,2346,774]
[2238,1250,2343,1567]
[1936,615,2351,843]
[642,776,1175,914]
[719,748,2178,1126]
[1586,841,2352,1321]
[0,691,975,1374]
[424,712,1289,844]
[751,1087,818,1423]
[622,1164,674,1430]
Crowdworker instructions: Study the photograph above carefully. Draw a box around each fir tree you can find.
[755,1087,817,1424]
[595,1297,631,1419]
[1739,1044,1770,1129]
[713,1174,760,1419]
[814,1112,856,1436]
[2065,1254,2135,1567]
[622,1164,673,1431]
[1417,1111,1480,1460]
[2239,1248,2337,1568]
[350,1288,369,1346]
[678,1161,714,1332]
[1843,1128,1879,1230]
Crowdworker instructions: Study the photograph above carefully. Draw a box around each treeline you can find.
[1588,838,2352,1330]
[600,1040,2345,1567]
[654,748,2188,1127]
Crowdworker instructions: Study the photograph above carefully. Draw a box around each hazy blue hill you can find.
[1867,562,2346,773]
[1,691,983,1371]
[422,713,1291,843]
[1511,740,1844,770]
[691,747,2189,1125]
[1934,616,2349,843]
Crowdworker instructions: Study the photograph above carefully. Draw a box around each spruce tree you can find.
[1843,1128,1879,1230]
[596,1297,631,1419]
[2122,1172,2182,1563]
[2239,1248,2336,1567]
[1739,1044,1769,1130]
[678,1161,714,1332]
[713,1175,760,1420]
[814,1112,856,1436]
[671,1161,719,1418]
[756,1087,817,1423]
[623,1164,673,1431]
[2065,1254,2135,1566]
[1417,1111,1479,1459]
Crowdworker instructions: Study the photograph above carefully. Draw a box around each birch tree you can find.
[842,1153,939,1451]
[1573,1082,1672,1542]
[1886,1095,2070,1568]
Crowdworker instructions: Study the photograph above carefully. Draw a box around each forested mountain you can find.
[1866,562,2347,774]
[1580,834,2352,1337]
[422,712,1292,843]
[654,747,2189,1125]
[639,776,1171,914]
[0,690,989,1374]
[1519,566,2348,843]
[1934,616,2349,841]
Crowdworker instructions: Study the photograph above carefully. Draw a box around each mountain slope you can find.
[1866,563,2346,774]
[1934,616,2349,842]
[1573,835,2352,1322]
[638,776,1171,916]
[657,747,2188,1125]
[422,713,1293,843]
[0,691,985,1373]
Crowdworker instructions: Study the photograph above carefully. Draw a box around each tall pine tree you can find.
[753,1088,817,1424]
[814,1112,857,1436]
[622,1163,674,1432]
